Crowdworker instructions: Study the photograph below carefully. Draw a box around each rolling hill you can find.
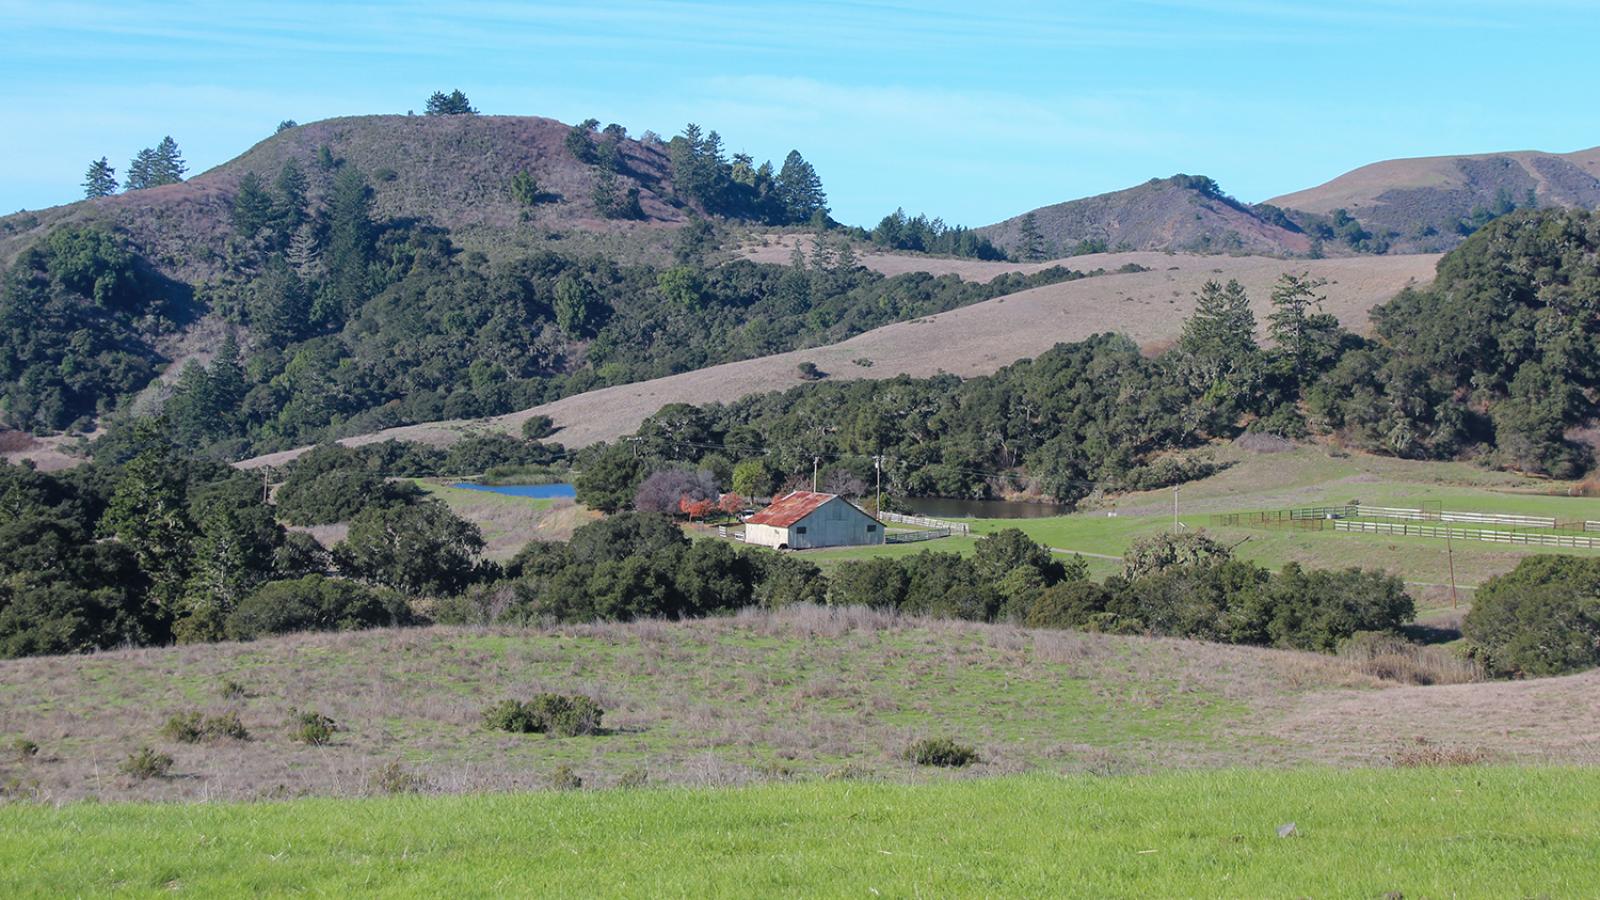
[977,175,1312,258]
[236,249,1438,467]
[1269,147,1600,252]
[0,115,687,283]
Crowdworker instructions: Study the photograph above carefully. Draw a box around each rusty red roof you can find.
[745,491,837,528]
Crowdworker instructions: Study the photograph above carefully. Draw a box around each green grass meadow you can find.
[3,767,1595,897]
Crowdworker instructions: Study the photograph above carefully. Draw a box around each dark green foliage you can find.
[276,120,298,133]
[1016,212,1046,261]
[482,693,604,736]
[161,710,249,743]
[574,443,645,513]
[522,415,555,440]
[119,746,173,779]
[775,150,828,224]
[335,501,486,596]
[226,575,411,640]
[509,171,541,207]
[1463,555,1600,677]
[907,737,978,767]
[870,208,1005,260]
[273,444,423,525]
[0,225,168,430]
[82,158,117,198]
[125,137,185,190]
[289,710,337,745]
[424,90,476,115]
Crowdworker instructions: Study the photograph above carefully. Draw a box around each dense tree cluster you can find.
[666,124,827,224]
[1463,555,1600,677]
[125,137,187,191]
[865,208,1006,260]
[424,90,477,116]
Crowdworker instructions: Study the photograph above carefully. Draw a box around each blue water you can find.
[450,482,576,499]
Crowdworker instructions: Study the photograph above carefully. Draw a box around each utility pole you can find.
[812,456,820,492]
[1447,525,1458,609]
[1172,487,1181,533]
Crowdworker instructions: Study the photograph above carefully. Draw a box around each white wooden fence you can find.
[1334,519,1600,549]
[1355,505,1557,529]
[878,511,971,536]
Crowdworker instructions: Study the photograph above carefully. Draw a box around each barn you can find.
[742,491,885,550]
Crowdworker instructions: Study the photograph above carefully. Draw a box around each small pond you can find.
[900,496,1073,519]
[450,482,576,499]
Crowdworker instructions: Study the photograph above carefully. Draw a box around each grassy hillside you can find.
[0,115,687,281]
[5,767,1598,896]
[1269,146,1600,252]
[978,175,1312,257]
[6,605,1598,806]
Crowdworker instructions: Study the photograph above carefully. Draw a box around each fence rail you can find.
[1332,519,1600,549]
[1356,505,1557,528]
[878,511,971,536]
[885,529,951,544]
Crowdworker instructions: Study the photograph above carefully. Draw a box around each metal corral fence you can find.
[1210,505,1355,528]
[1356,505,1558,529]
[1333,519,1600,549]
[878,511,972,536]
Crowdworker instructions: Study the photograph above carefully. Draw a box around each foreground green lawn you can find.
[3,767,1595,897]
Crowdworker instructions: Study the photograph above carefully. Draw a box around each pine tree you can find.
[124,148,157,190]
[100,429,196,614]
[152,136,186,185]
[248,257,313,344]
[1267,272,1329,367]
[424,89,476,115]
[319,167,374,326]
[83,157,118,198]
[1017,213,1046,261]
[271,159,309,235]
[231,172,274,240]
[285,222,322,280]
[775,150,827,224]
[1177,278,1261,406]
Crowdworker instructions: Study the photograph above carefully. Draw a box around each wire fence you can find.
[1210,502,1600,550]
[1332,519,1600,549]
[878,511,971,536]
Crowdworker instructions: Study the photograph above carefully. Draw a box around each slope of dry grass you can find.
[0,606,1580,806]
[238,251,1438,467]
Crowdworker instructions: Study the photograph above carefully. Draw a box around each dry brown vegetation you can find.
[0,607,1583,804]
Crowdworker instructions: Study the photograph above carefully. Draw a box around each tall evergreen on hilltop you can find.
[125,137,186,190]
[82,158,118,198]
[775,150,827,224]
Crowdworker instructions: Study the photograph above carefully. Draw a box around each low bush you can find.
[227,575,411,640]
[482,693,604,737]
[119,746,173,780]
[11,738,39,761]
[549,765,583,790]
[369,761,425,794]
[1462,555,1600,677]
[218,679,249,700]
[160,710,250,744]
[907,737,978,768]
[1389,737,1491,768]
[290,710,337,746]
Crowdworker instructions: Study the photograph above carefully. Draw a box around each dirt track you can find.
[237,251,1438,468]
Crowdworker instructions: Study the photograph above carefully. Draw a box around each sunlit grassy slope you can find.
[3,767,1595,897]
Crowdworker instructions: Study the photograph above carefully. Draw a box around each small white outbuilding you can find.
[742,491,884,550]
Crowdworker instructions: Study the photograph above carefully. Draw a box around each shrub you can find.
[119,746,173,780]
[290,710,337,746]
[161,710,250,744]
[521,415,556,440]
[482,693,604,736]
[549,765,583,790]
[370,761,425,794]
[615,768,649,788]
[796,361,825,380]
[481,699,542,733]
[219,679,248,700]
[11,738,39,761]
[907,737,978,768]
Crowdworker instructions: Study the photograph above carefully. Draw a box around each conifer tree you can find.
[82,158,118,198]
[775,150,827,224]
[1017,213,1046,261]
[231,172,274,239]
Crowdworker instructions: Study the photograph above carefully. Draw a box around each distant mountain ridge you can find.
[1268,147,1600,252]
[977,175,1312,258]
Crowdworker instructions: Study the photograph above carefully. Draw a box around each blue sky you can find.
[1,1,1595,226]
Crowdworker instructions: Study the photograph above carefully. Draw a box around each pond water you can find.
[450,482,576,499]
[900,496,1073,519]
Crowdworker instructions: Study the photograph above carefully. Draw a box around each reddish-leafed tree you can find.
[717,492,746,516]
[679,496,715,520]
